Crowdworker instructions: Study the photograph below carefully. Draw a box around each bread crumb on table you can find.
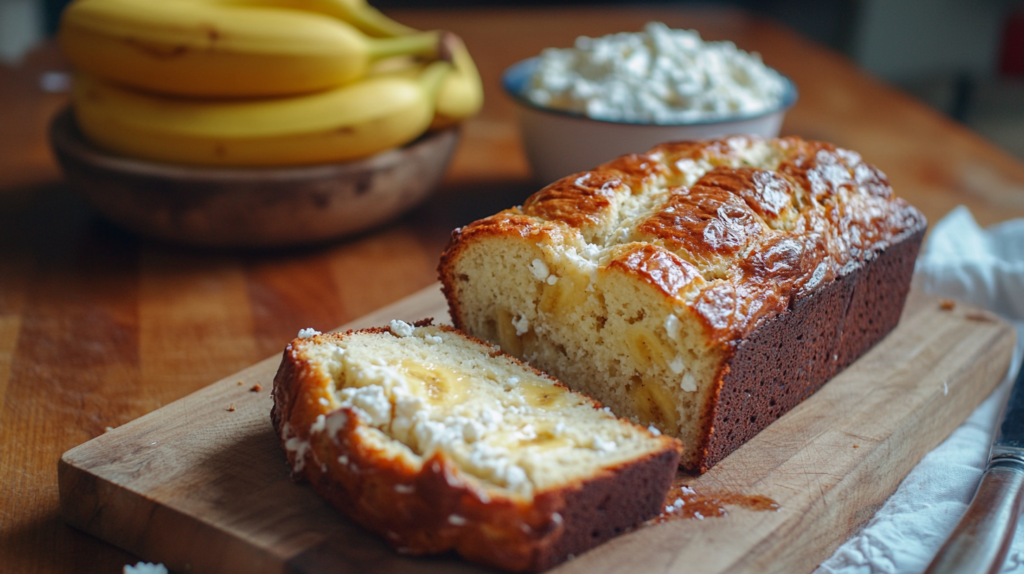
[250,384,262,392]
[966,311,996,323]
[227,404,236,412]
[939,299,956,310]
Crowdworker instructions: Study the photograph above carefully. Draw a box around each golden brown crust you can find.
[271,325,682,572]
[605,244,701,299]
[437,228,469,331]
[522,171,626,231]
[601,151,671,190]
[699,166,798,223]
[637,182,766,259]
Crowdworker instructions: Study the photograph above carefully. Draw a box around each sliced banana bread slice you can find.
[271,319,681,572]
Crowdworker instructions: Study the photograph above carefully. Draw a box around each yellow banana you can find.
[432,34,483,129]
[201,0,415,37]
[352,36,483,129]
[187,0,483,124]
[59,0,441,97]
[73,61,451,166]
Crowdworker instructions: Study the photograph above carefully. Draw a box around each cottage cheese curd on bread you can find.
[438,136,927,472]
[271,320,681,572]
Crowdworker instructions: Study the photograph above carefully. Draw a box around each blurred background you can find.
[6,0,1020,159]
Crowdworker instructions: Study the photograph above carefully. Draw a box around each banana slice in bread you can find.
[271,320,681,572]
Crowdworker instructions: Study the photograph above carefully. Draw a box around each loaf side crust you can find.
[700,224,925,471]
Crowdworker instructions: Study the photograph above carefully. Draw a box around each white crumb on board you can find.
[124,563,168,574]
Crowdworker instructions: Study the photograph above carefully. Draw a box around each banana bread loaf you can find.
[271,320,681,572]
[438,136,927,472]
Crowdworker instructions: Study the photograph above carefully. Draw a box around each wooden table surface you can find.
[3,6,1024,573]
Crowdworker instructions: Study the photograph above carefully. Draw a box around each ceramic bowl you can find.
[49,106,459,248]
[502,57,798,184]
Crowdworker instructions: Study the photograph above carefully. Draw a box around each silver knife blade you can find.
[925,358,1024,574]
[993,357,1024,458]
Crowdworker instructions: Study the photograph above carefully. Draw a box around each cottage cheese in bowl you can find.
[503,23,797,182]
[526,22,788,124]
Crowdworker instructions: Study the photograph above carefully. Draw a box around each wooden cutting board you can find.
[58,284,1016,574]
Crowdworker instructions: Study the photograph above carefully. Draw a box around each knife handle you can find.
[924,461,1024,574]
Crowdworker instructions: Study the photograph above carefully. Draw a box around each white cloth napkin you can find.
[816,206,1024,574]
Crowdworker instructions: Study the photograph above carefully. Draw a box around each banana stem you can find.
[448,34,480,82]
[417,60,453,105]
[367,30,440,61]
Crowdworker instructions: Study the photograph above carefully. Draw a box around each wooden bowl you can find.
[49,106,460,248]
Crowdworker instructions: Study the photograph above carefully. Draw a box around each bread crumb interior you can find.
[304,324,663,496]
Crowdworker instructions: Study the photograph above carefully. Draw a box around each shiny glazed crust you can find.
[271,324,682,572]
[438,136,927,472]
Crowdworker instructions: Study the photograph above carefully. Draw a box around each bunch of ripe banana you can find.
[58,0,483,166]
